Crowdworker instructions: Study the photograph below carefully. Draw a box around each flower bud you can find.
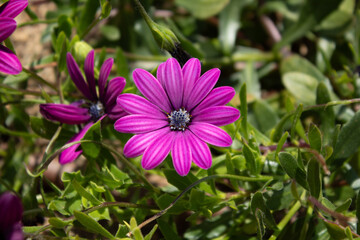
[73,41,93,63]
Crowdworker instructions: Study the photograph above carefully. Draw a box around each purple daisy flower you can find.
[115,58,239,176]
[0,0,28,75]
[0,192,23,240]
[40,50,127,164]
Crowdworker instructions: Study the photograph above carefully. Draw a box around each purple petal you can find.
[187,132,212,169]
[0,0,28,18]
[59,122,93,164]
[98,58,113,101]
[0,45,21,74]
[84,50,97,101]
[123,127,169,158]
[171,131,191,176]
[182,58,201,108]
[105,76,126,107]
[141,129,175,170]
[114,114,168,134]
[192,106,240,126]
[66,53,93,100]
[0,192,23,229]
[40,103,91,125]
[156,62,166,87]
[0,17,16,42]
[107,104,127,120]
[164,58,183,110]
[133,68,172,113]
[5,222,23,240]
[116,93,166,119]
[187,68,220,111]
[189,122,232,147]
[193,86,236,113]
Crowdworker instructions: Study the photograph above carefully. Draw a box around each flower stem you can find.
[18,19,57,28]
[80,16,101,39]
[23,68,57,91]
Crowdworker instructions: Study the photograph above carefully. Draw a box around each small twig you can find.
[23,68,57,91]
[304,148,330,175]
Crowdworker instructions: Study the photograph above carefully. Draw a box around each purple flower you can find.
[115,58,239,176]
[40,50,127,164]
[0,0,28,75]
[0,192,23,240]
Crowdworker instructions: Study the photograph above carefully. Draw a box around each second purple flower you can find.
[115,58,240,176]
[40,50,127,164]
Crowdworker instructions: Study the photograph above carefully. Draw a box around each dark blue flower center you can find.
[168,108,190,131]
[89,102,105,121]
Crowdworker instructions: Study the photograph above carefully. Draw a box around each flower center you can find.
[168,108,191,131]
[89,101,105,121]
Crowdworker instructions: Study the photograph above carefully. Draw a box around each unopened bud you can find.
[73,41,93,63]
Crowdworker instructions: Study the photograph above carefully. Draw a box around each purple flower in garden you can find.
[0,0,28,74]
[115,58,240,176]
[0,192,23,240]
[40,50,127,164]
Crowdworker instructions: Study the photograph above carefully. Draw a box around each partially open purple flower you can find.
[115,58,239,176]
[0,0,28,75]
[0,192,23,240]
[40,50,127,164]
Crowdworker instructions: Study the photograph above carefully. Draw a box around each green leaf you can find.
[115,224,129,238]
[275,0,341,49]
[250,192,278,230]
[290,104,303,140]
[253,99,279,134]
[239,83,248,140]
[144,224,158,240]
[129,217,143,240]
[74,211,115,239]
[356,191,360,234]
[323,220,347,240]
[307,159,321,199]
[275,132,289,157]
[49,217,72,228]
[242,143,257,175]
[278,152,309,190]
[335,198,352,213]
[72,179,102,205]
[100,0,112,19]
[175,0,230,19]
[316,82,335,145]
[30,116,60,139]
[163,169,198,190]
[308,124,322,152]
[23,226,44,233]
[282,72,318,105]
[158,219,182,240]
[100,25,121,41]
[115,48,130,80]
[78,0,100,36]
[81,120,101,158]
[332,110,360,167]
[219,0,251,54]
[255,209,265,239]
[241,62,260,99]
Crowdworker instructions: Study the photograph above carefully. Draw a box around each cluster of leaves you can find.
[1,0,360,239]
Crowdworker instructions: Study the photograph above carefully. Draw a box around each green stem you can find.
[18,19,57,28]
[80,17,101,39]
[269,191,305,240]
[134,174,273,233]
[23,68,57,91]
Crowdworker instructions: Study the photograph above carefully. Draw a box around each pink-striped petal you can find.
[0,0,28,18]
[133,68,172,113]
[193,86,236,113]
[156,62,166,87]
[171,131,191,176]
[40,103,91,125]
[182,58,201,108]
[189,122,232,147]
[0,45,21,74]
[84,50,97,101]
[117,93,166,119]
[187,131,212,169]
[141,129,175,170]
[105,76,126,107]
[123,127,168,158]
[66,53,93,100]
[114,114,168,134]
[59,122,93,164]
[164,58,183,110]
[107,104,127,120]
[187,68,220,111]
[98,58,113,101]
[192,106,240,126]
[0,17,16,42]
